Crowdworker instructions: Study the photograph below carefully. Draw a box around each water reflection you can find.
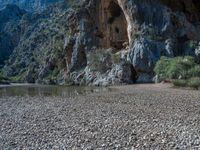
[0,84,112,97]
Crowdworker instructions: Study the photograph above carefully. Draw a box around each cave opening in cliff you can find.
[95,0,128,50]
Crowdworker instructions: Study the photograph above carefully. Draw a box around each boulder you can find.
[91,63,137,86]
[128,38,164,74]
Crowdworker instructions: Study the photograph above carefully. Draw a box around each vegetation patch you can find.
[154,56,200,89]
[0,72,10,84]
[173,78,200,90]
[9,70,27,83]
[87,49,122,73]
[67,0,84,9]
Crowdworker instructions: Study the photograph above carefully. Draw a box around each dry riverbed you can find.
[0,84,200,149]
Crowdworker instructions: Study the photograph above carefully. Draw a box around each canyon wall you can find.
[94,0,128,49]
[64,0,200,84]
[2,0,200,85]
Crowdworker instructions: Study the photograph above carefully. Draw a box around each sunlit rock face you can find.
[116,0,200,42]
[94,0,128,49]
[0,0,63,12]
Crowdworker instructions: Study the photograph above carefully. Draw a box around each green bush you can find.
[87,49,124,73]
[188,77,200,90]
[154,56,171,80]
[173,80,187,87]
[111,53,121,64]
[67,0,84,9]
[155,56,200,89]
[10,70,27,82]
[154,56,198,80]
[65,76,74,86]
[0,72,10,84]
[186,65,200,78]
[87,49,113,73]
[173,78,200,90]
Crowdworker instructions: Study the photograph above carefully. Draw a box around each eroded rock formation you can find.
[94,0,128,49]
[2,0,200,85]
[64,0,200,84]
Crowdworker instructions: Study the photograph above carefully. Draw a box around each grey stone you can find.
[128,38,163,74]
[90,63,137,86]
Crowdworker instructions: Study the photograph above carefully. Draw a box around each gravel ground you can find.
[1,84,200,149]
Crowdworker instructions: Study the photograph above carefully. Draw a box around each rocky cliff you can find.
[61,0,200,85]
[1,0,200,85]
[0,0,64,12]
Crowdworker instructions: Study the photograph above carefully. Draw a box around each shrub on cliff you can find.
[87,49,122,74]
[87,49,113,73]
[67,0,85,9]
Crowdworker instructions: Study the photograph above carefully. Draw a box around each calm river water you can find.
[0,84,112,97]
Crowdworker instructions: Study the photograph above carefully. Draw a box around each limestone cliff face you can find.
[94,0,128,49]
[63,0,200,84]
[2,0,200,85]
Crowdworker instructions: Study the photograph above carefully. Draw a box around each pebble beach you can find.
[1,84,200,149]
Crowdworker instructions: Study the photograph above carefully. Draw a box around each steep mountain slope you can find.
[0,0,64,12]
[2,3,73,84]
[0,4,26,66]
